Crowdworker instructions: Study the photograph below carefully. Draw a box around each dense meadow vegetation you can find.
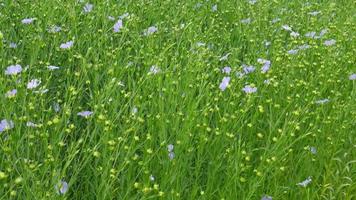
[0,0,355,199]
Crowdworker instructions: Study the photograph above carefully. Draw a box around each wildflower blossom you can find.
[315,98,329,104]
[297,176,312,187]
[167,144,174,152]
[282,25,292,31]
[310,147,317,154]
[27,79,41,89]
[48,25,61,33]
[26,121,38,128]
[60,41,73,49]
[288,49,299,55]
[5,89,17,98]
[258,59,271,73]
[298,44,310,50]
[261,195,272,200]
[149,175,155,181]
[264,79,271,84]
[0,119,14,132]
[349,74,356,80]
[21,18,35,24]
[242,65,255,74]
[219,53,230,61]
[241,18,251,24]
[219,77,230,91]
[318,29,328,37]
[324,39,336,46]
[132,107,138,114]
[248,0,257,5]
[242,85,257,94]
[144,26,158,36]
[271,18,280,23]
[9,42,17,48]
[34,89,49,94]
[83,3,93,13]
[221,66,231,74]
[5,64,22,75]
[113,19,123,32]
[308,11,320,16]
[168,152,175,160]
[53,103,61,112]
[55,180,68,195]
[119,13,129,19]
[47,65,60,70]
[290,31,300,37]
[77,111,93,117]
[212,4,217,12]
[149,65,160,74]
[305,31,316,38]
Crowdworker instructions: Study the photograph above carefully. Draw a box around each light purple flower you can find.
[83,3,93,13]
[241,18,251,24]
[242,65,255,74]
[319,29,328,37]
[149,65,160,74]
[5,64,22,75]
[119,13,129,19]
[26,121,38,128]
[305,31,316,38]
[310,146,317,154]
[77,111,93,117]
[222,66,231,74]
[34,89,49,94]
[9,42,17,48]
[219,53,230,61]
[261,195,272,200]
[349,74,356,80]
[60,41,73,49]
[324,39,336,46]
[168,152,175,160]
[48,25,61,33]
[258,59,271,73]
[55,180,68,195]
[149,175,155,181]
[290,31,300,37]
[282,25,292,31]
[242,85,257,94]
[298,44,310,50]
[219,77,230,91]
[21,18,35,24]
[0,119,14,132]
[248,0,257,5]
[308,11,320,16]
[144,26,158,36]
[5,89,17,98]
[271,18,280,23]
[167,144,174,152]
[264,79,271,84]
[315,98,329,104]
[53,103,61,112]
[297,176,312,187]
[212,4,218,12]
[27,79,41,89]
[288,49,299,55]
[113,19,123,33]
[48,65,60,70]
[132,107,138,114]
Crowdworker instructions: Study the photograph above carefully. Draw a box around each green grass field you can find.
[0,0,355,199]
